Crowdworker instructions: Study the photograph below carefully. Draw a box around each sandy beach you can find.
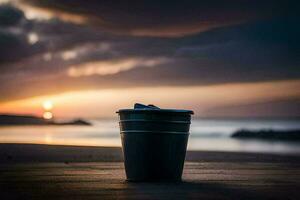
[1,143,300,200]
[1,143,300,163]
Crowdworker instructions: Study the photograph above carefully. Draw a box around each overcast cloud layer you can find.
[0,0,299,102]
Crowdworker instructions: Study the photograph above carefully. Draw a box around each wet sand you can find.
[0,143,300,199]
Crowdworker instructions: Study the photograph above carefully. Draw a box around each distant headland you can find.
[232,129,300,141]
[0,114,92,126]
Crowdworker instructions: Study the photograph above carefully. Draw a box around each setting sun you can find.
[42,100,53,111]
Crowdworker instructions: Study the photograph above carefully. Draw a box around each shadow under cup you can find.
[117,108,193,181]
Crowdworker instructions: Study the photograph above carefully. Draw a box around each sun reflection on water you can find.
[43,112,53,120]
[44,133,53,144]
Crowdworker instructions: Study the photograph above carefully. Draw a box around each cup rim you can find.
[116,109,194,115]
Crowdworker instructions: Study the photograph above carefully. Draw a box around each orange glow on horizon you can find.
[0,79,299,118]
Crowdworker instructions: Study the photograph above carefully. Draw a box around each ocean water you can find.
[0,118,300,154]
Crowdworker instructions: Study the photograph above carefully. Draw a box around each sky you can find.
[0,0,299,118]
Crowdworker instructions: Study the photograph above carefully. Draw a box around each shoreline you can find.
[0,114,91,126]
[1,143,300,164]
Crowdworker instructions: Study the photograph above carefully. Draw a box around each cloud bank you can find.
[19,0,290,37]
[0,0,298,103]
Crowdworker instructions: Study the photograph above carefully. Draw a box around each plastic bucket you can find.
[117,107,193,181]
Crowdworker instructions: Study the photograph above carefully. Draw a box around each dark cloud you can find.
[0,5,42,63]
[0,5,24,27]
[0,4,114,64]
[0,2,298,102]
[0,33,41,64]
[20,0,292,37]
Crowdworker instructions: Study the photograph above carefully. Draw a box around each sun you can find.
[42,100,53,111]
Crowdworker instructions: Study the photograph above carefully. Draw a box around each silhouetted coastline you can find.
[232,129,300,141]
[0,114,91,126]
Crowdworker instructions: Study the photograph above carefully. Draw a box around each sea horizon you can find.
[1,118,300,155]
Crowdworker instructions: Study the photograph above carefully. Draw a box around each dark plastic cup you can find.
[117,107,193,182]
